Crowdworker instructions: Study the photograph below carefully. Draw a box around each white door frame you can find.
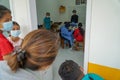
[83,0,92,74]
[9,0,92,74]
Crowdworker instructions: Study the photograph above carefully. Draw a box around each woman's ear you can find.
[80,66,84,72]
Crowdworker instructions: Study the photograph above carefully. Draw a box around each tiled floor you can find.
[53,48,84,80]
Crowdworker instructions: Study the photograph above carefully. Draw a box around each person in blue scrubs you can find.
[44,12,51,30]
[59,60,104,80]
[60,22,74,47]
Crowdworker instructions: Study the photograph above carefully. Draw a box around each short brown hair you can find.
[46,12,50,16]
[8,29,59,71]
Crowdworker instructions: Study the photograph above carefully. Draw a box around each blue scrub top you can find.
[44,17,51,30]
[60,26,74,46]
[82,73,104,80]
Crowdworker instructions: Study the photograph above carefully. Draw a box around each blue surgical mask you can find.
[3,21,13,31]
[10,30,21,37]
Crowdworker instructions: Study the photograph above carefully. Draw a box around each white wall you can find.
[36,0,86,26]
[57,0,74,22]
[0,0,10,9]
[58,0,86,25]
[89,0,120,69]
[10,0,37,38]
[36,0,59,25]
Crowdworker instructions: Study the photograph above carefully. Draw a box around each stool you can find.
[73,40,84,51]
[60,37,70,49]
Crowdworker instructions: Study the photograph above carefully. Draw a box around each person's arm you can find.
[67,30,73,36]
[3,54,11,60]
[71,15,73,22]
[62,28,71,36]
[77,15,78,23]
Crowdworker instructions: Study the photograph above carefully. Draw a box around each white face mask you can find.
[10,30,21,37]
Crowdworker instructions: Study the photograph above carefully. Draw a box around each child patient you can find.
[59,60,104,80]
[7,21,22,48]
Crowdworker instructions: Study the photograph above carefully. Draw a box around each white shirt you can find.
[7,37,22,47]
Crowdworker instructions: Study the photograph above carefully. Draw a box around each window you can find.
[76,0,87,5]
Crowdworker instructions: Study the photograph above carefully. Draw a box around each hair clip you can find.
[17,49,26,62]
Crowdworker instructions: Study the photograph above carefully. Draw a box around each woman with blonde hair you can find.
[0,29,59,80]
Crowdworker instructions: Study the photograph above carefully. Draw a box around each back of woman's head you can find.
[8,29,59,72]
[0,5,11,19]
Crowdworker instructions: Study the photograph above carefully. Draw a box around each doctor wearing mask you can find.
[7,21,22,49]
[0,5,14,60]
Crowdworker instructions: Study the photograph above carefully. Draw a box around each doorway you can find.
[35,0,91,79]
[7,0,91,79]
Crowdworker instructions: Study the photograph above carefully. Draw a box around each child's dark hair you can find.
[46,12,50,16]
[13,21,20,27]
[59,60,82,80]
[72,10,76,13]
[78,22,84,36]
[78,22,83,27]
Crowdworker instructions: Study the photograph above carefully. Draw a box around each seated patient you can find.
[60,22,74,47]
[73,22,84,42]
[0,29,59,80]
[7,21,22,48]
[59,60,104,80]
[73,23,85,50]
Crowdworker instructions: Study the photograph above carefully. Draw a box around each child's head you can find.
[46,12,50,17]
[78,23,82,27]
[12,21,20,30]
[59,60,84,80]
[72,10,77,14]
[10,21,21,37]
